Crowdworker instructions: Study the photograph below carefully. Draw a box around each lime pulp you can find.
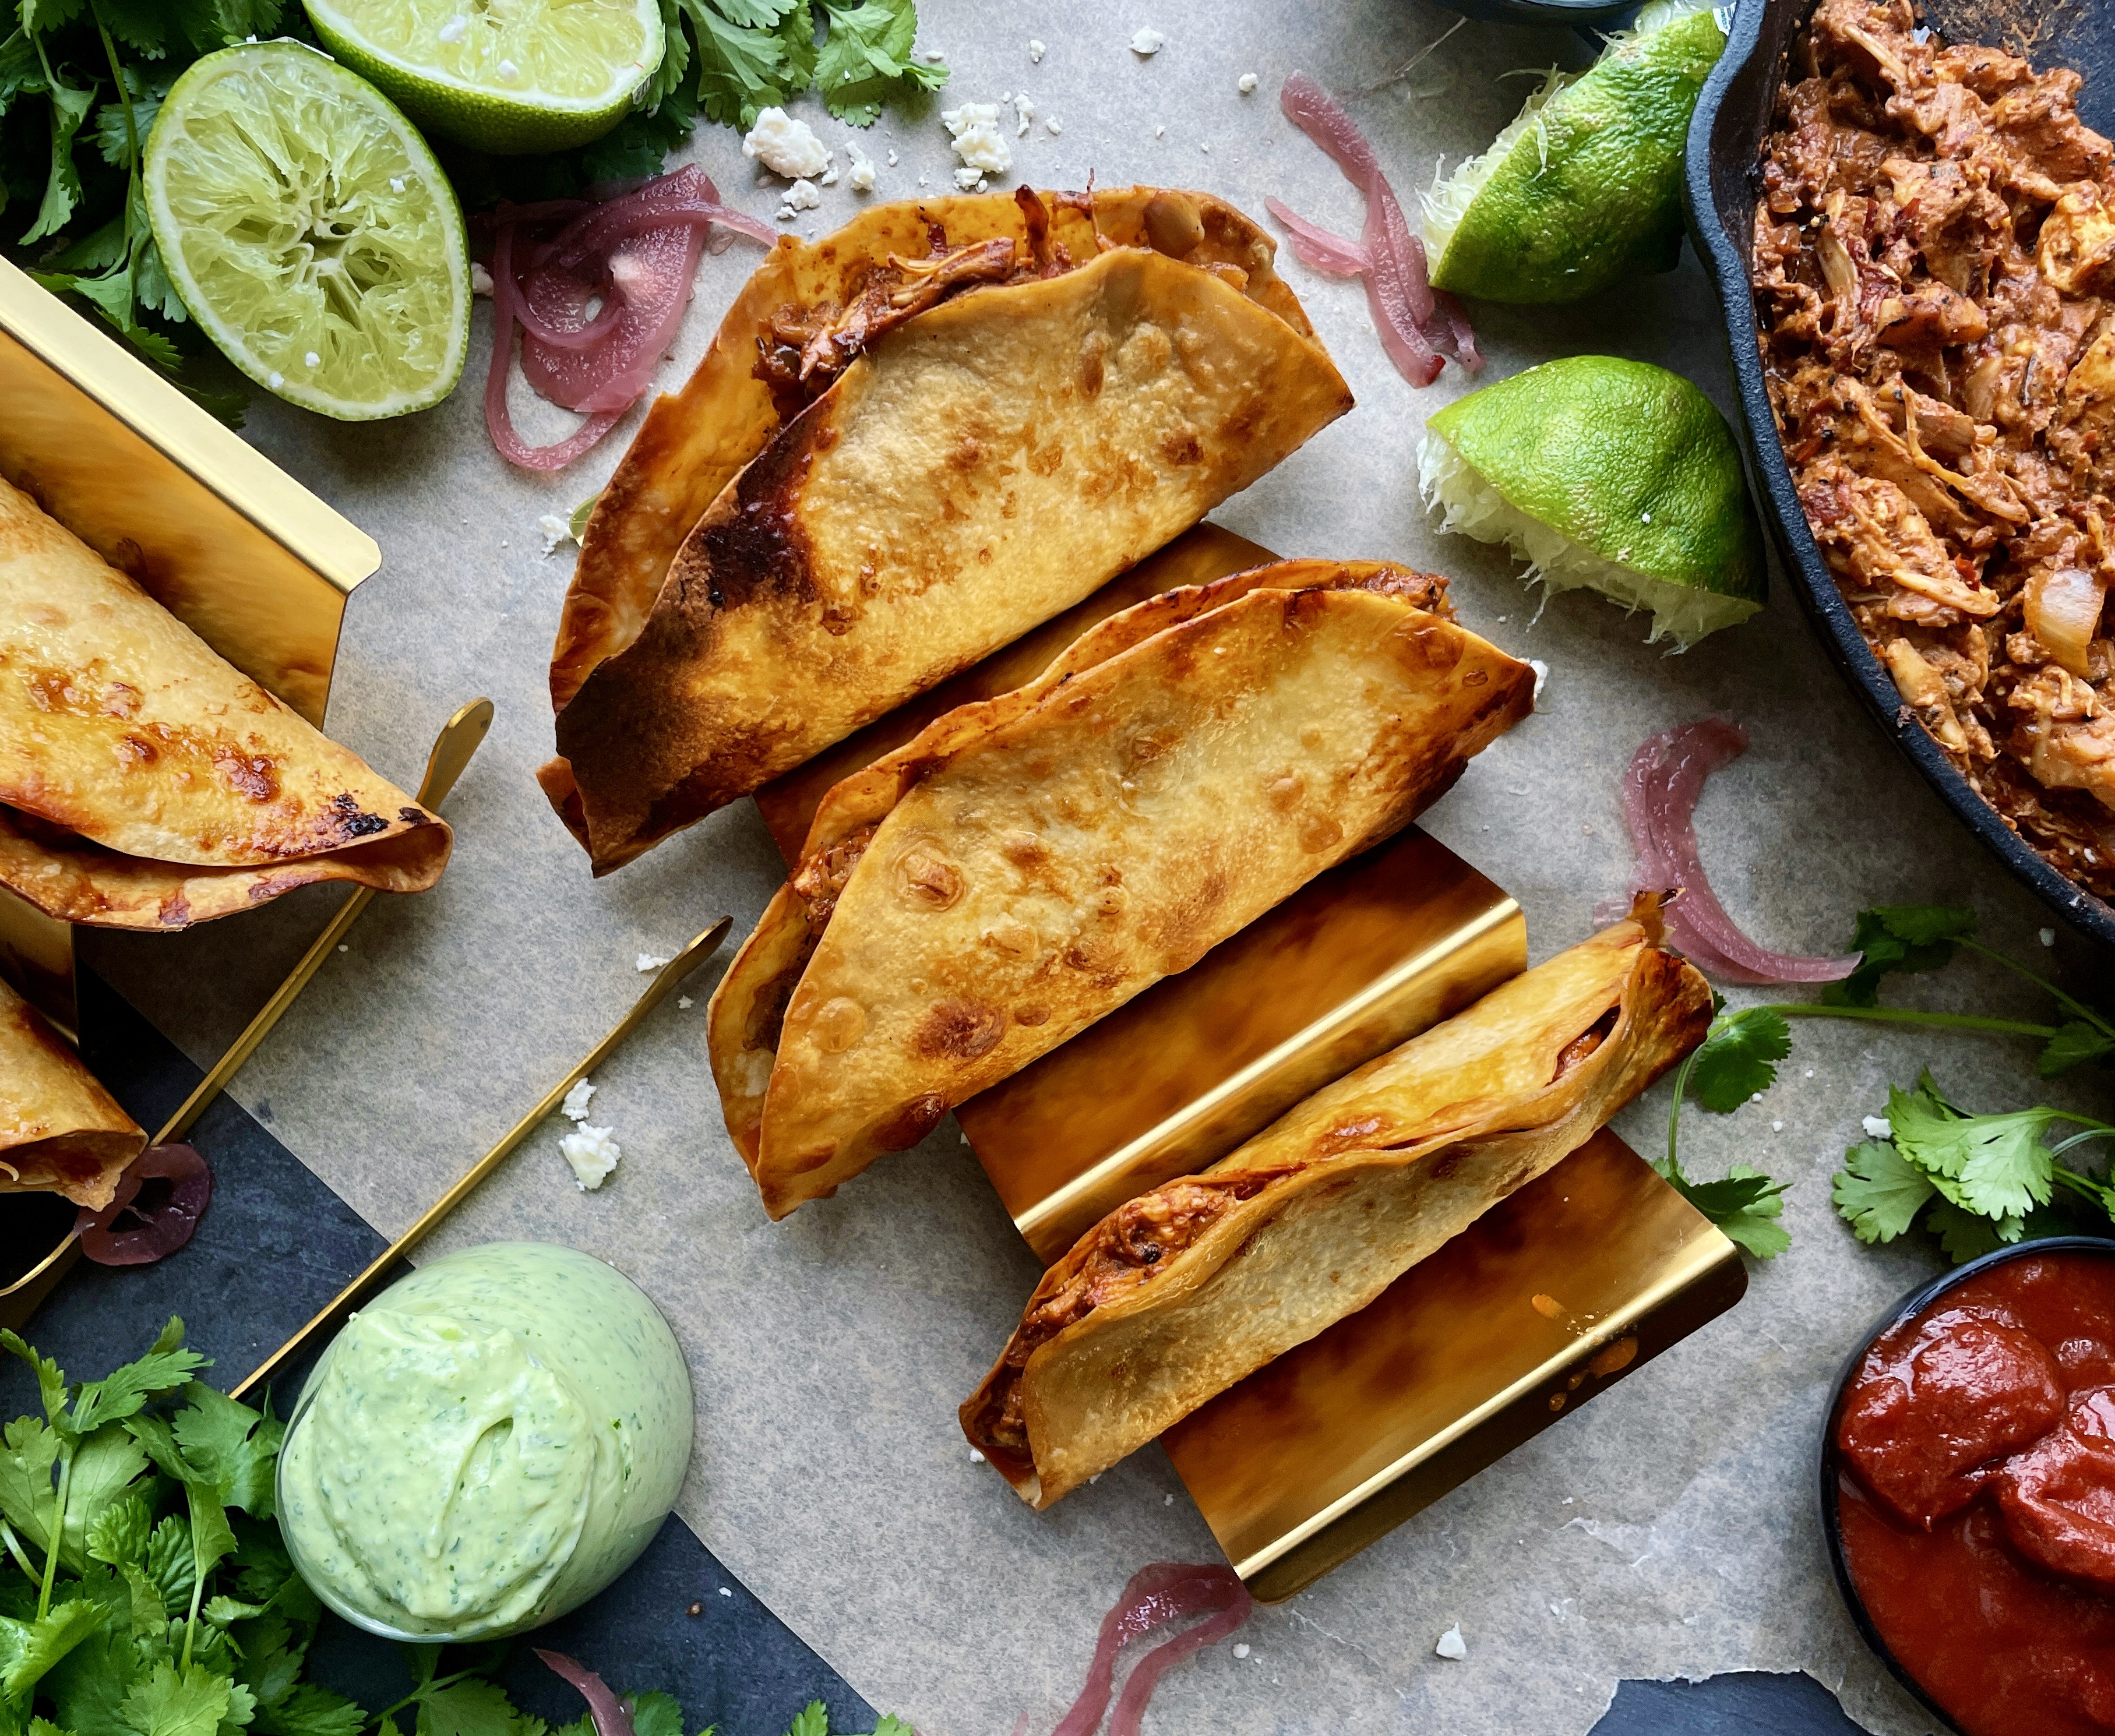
[143,41,470,421]
[304,0,665,154]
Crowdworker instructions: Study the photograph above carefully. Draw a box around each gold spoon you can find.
[229,913,733,1402]
[0,698,495,1318]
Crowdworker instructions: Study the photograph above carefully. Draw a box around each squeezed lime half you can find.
[144,41,470,421]
[305,0,665,154]
[1420,355,1765,647]
[1421,0,1726,305]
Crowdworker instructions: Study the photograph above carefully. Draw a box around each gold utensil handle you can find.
[153,698,494,1147]
[228,914,733,1403]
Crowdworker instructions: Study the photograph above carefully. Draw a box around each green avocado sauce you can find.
[277,1241,692,1640]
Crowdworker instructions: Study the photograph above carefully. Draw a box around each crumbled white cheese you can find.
[1130,26,1166,54]
[561,1079,597,1122]
[783,178,822,211]
[819,162,838,186]
[1863,1114,1893,1139]
[470,262,494,297]
[1015,92,1035,136]
[1771,1119,1784,1132]
[846,140,876,192]
[1529,658,1549,703]
[1046,117,1063,136]
[886,147,898,165]
[942,102,1013,177]
[1805,1068,1816,1078]
[743,107,831,179]
[1028,37,1045,62]
[637,951,672,972]
[537,513,573,555]
[558,1124,620,1190]
[919,45,946,62]
[1152,122,1165,137]
[2040,926,2057,947]
[969,1448,986,1463]
[1233,1643,1252,1659]
[1435,1624,1467,1661]
[438,13,468,43]
[1238,71,1259,93]
[676,994,695,1010]
[954,167,986,190]
[1163,1492,1174,1505]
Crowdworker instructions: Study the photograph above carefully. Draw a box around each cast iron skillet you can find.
[1684,0,2115,957]
[1820,1236,2115,1736]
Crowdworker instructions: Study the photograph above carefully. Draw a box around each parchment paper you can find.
[79,1,2113,1729]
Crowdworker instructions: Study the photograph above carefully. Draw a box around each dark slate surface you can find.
[5,969,1883,1736]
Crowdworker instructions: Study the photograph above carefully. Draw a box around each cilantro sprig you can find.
[0,1322,908,1736]
[1659,903,2115,1265]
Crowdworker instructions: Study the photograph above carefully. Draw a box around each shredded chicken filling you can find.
[1754,0,2115,899]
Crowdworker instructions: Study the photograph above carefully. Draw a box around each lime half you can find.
[1421,0,1726,304]
[305,0,665,154]
[144,42,470,421]
[1420,356,1765,647]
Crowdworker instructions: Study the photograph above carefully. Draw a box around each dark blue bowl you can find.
[1683,0,2115,958]
[1818,1236,2115,1736]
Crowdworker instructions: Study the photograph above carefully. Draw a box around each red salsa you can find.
[1836,1250,2115,1735]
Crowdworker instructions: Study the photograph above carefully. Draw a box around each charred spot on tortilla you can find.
[914,998,1008,1061]
[327,794,391,839]
[876,1092,949,1151]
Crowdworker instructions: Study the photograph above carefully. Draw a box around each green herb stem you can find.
[1662,1047,1699,1180]
[375,1667,486,1724]
[1771,1004,2060,1039]
[1959,940,2115,1039]
[0,1516,38,1584]
[90,5,142,171]
[38,1443,73,1620]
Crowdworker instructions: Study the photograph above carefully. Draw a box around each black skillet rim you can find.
[1817,1234,2115,1735]
[1681,0,2115,959]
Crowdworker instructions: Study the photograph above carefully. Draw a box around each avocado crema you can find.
[276,1241,692,1640]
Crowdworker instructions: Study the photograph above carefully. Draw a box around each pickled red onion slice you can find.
[1274,72,1475,386]
[534,1652,634,1736]
[1622,719,1859,985]
[1261,197,1370,277]
[1048,1562,1252,1736]
[75,1144,211,1266]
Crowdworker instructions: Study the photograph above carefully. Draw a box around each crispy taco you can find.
[542,186,1353,873]
[0,975,144,1211]
[960,902,1712,1508]
[708,559,1534,1219]
[0,477,450,929]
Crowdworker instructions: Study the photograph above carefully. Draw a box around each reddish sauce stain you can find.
[1836,1251,2115,1735]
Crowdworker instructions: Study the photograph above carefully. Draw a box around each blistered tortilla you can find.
[707,561,1534,1219]
[960,902,1712,1507]
[0,477,449,928]
[0,974,144,1211]
[542,192,1353,873]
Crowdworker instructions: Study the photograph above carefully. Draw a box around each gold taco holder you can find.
[0,256,380,1038]
[756,524,1748,1602]
[0,260,383,1325]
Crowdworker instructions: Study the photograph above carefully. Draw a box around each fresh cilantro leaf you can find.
[145,1517,194,1616]
[1824,904,1978,1008]
[171,1388,276,1519]
[1833,1139,1935,1245]
[628,1695,683,1736]
[782,1707,827,1736]
[86,1491,151,1571]
[2,1334,70,1433]
[1924,1197,2021,1263]
[54,1428,150,1570]
[45,211,122,269]
[93,0,175,57]
[1670,1166,1790,1259]
[866,1717,914,1735]
[20,1,86,34]
[1687,1007,1790,1113]
[2042,1019,2115,1077]
[118,1659,240,1736]
[167,0,287,56]
[1887,1081,2058,1221]
[413,1677,525,1736]
[684,0,802,128]
[0,1600,107,1700]
[199,1599,269,1628]
[0,1416,60,1547]
[20,71,95,245]
[816,0,940,124]
[72,1329,207,1437]
[91,63,166,165]
[250,1684,361,1736]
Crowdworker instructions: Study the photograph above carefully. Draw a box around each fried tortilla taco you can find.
[542,186,1354,874]
[708,559,1534,1219]
[0,975,144,1211]
[0,477,450,929]
[959,902,1712,1507]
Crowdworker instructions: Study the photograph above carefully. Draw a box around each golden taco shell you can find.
[960,903,1712,1508]
[547,186,1317,714]
[544,193,1353,874]
[0,975,144,1211]
[0,477,450,929]
[707,560,1533,1219]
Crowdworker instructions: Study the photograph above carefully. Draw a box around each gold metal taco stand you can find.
[756,523,1749,1602]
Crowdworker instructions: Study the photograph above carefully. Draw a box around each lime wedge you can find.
[144,42,470,422]
[1422,0,1726,305]
[1420,356,1765,647]
[305,0,665,154]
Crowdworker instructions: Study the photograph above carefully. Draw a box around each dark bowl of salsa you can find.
[1823,1239,2115,1736]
